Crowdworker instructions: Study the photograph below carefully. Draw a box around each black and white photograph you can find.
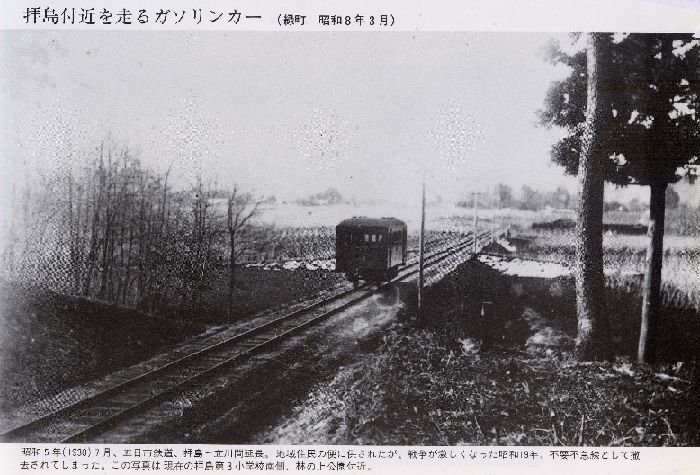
[1,24,699,452]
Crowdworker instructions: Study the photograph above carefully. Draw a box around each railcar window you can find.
[364,234,369,242]
[378,234,383,242]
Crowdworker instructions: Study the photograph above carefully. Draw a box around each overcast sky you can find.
[2,31,625,203]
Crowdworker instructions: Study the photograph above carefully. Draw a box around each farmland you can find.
[512,229,700,312]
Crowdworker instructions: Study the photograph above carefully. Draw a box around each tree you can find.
[496,183,513,208]
[5,143,280,318]
[184,177,224,309]
[629,36,699,363]
[547,186,573,209]
[665,187,680,210]
[519,185,543,211]
[540,34,700,362]
[226,186,262,318]
[571,33,614,360]
[627,198,647,212]
[9,141,193,313]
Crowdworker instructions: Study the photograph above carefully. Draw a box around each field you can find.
[512,229,700,311]
[183,225,475,323]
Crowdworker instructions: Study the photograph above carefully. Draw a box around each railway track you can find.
[1,230,494,443]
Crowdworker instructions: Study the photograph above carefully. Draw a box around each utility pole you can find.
[472,190,478,255]
[418,176,426,314]
[493,186,500,243]
[498,191,504,239]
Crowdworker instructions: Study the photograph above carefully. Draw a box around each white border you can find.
[1,1,699,475]
[1,0,699,32]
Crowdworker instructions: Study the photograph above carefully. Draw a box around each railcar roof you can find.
[336,217,407,229]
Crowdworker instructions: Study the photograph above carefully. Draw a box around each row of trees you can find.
[459,181,689,213]
[3,145,262,318]
[539,33,699,363]
[603,188,681,212]
[519,185,574,210]
[456,184,574,210]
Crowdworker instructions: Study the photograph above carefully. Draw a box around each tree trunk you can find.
[574,33,613,361]
[638,181,667,364]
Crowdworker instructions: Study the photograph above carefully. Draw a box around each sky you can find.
[1,30,643,205]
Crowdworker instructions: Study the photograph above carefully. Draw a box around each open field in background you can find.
[240,225,477,265]
[604,208,700,236]
[483,207,700,312]
[511,229,700,311]
[259,202,543,234]
[184,227,476,323]
[3,201,697,317]
[6,196,692,310]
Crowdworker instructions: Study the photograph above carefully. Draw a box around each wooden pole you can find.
[473,190,478,254]
[418,176,426,313]
[497,189,502,241]
[638,182,667,364]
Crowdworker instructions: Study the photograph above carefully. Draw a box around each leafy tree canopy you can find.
[539,34,700,187]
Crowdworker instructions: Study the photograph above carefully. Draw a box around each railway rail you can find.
[1,230,495,443]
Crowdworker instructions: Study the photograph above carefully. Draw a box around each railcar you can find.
[335,217,407,285]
